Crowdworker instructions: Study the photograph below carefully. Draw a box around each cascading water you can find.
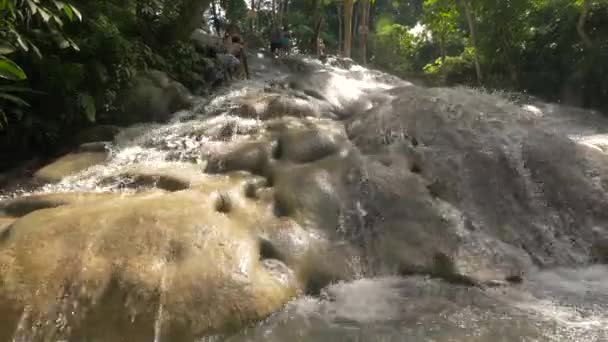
[0,54,607,341]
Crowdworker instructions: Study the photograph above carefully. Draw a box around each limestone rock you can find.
[0,216,14,232]
[120,70,193,124]
[71,125,121,145]
[592,235,608,264]
[190,29,223,53]
[0,192,115,217]
[34,152,108,183]
[0,174,311,340]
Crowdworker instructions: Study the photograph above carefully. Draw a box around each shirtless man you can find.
[222,25,250,80]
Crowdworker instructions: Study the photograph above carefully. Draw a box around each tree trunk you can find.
[358,0,370,64]
[577,0,592,48]
[337,3,343,55]
[343,0,354,57]
[272,0,277,27]
[460,0,482,83]
[280,0,290,28]
[311,0,322,55]
[353,3,359,51]
[169,0,213,42]
[500,33,519,86]
[250,0,255,32]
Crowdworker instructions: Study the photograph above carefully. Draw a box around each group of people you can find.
[215,22,327,81]
[215,23,293,81]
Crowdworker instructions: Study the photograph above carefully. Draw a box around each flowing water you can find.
[0,54,607,341]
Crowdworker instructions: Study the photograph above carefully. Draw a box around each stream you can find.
[0,54,607,341]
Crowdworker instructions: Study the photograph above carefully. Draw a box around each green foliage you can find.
[0,55,26,80]
[422,0,458,43]
[373,0,424,27]
[423,48,475,85]
[160,41,205,90]
[221,0,247,23]
[78,92,96,122]
[0,0,81,58]
[373,22,418,74]
[0,0,82,142]
[365,0,608,111]
[2,0,223,163]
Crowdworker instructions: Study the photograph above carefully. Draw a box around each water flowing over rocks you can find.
[0,55,607,341]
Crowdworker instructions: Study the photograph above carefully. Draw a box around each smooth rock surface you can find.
[1,55,608,341]
[0,174,309,340]
[34,152,108,183]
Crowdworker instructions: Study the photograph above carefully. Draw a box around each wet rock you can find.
[0,216,14,231]
[346,84,608,277]
[206,142,272,176]
[119,70,193,124]
[78,141,111,153]
[226,276,606,341]
[274,127,346,163]
[100,173,191,192]
[0,197,66,217]
[326,56,356,70]
[34,152,108,183]
[0,174,311,340]
[190,29,223,53]
[592,236,608,264]
[71,125,121,145]
[0,193,115,217]
[237,94,320,119]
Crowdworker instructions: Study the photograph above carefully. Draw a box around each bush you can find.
[372,22,419,74]
[423,48,476,85]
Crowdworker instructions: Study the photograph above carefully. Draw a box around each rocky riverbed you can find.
[0,54,607,341]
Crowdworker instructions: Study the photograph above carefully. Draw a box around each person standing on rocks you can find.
[270,27,283,59]
[280,26,291,56]
[222,25,250,80]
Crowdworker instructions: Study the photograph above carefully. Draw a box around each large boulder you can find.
[0,173,313,341]
[190,29,223,53]
[119,70,193,124]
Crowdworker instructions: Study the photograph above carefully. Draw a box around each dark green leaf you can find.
[59,38,70,49]
[0,85,45,94]
[38,8,51,23]
[0,93,30,107]
[62,4,75,21]
[69,5,82,21]
[26,0,38,16]
[78,93,96,122]
[0,109,6,127]
[31,43,42,59]
[0,45,16,55]
[53,15,64,27]
[0,57,27,80]
[67,38,80,51]
[10,29,29,51]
